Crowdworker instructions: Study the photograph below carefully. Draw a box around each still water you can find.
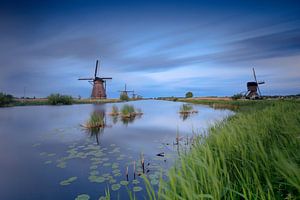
[0,100,233,200]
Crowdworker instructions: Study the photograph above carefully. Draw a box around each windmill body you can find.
[245,68,265,99]
[78,60,112,99]
[118,84,134,98]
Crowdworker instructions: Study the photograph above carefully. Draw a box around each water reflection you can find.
[83,110,106,145]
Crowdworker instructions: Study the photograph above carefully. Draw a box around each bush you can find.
[232,93,243,100]
[185,91,193,98]
[120,92,129,101]
[47,93,73,105]
[0,92,14,106]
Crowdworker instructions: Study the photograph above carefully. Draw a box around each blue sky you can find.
[0,0,300,98]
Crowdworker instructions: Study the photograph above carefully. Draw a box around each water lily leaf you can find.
[111,184,121,191]
[120,180,129,186]
[113,173,121,177]
[32,143,41,147]
[88,175,105,183]
[109,178,117,184]
[60,176,77,186]
[112,169,121,174]
[132,179,140,184]
[39,152,47,156]
[75,194,90,200]
[133,186,143,192]
[103,163,111,167]
[44,160,52,164]
[48,153,56,157]
[150,179,159,185]
[90,170,99,175]
[56,162,66,168]
[90,165,98,170]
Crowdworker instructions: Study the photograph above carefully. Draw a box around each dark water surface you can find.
[0,100,233,200]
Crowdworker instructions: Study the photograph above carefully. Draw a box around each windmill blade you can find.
[252,68,258,83]
[78,78,94,80]
[94,60,99,78]
[258,81,265,84]
[257,85,262,96]
[100,77,112,80]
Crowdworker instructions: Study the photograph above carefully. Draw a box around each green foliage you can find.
[86,111,105,128]
[0,92,14,106]
[111,105,119,116]
[120,92,129,101]
[153,101,300,199]
[179,104,193,113]
[120,104,135,116]
[232,93,243,100]
[47,93,73,105]
[185,91,193,98]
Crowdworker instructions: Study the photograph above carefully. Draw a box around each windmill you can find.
[245,68,265,99]
[78,60,112,99]
[118,84,134,98]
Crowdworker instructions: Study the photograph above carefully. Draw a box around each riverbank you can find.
[0,98,123,107]
[151,99,300,199]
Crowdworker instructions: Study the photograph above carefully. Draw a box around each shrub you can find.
[47,93,73,105]
[0,92,14,106]
[185,91,193,98]
[120,92,129,101]
[121,104,135,117]
[232,93,243,100]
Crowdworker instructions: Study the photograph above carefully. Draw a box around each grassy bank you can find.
[150,100,300,199]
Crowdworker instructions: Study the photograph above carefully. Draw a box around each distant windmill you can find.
[118,84,134,97]
[245,68,265,99]
[78,60,112,99]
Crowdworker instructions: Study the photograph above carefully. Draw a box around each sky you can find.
[0,0,300,98]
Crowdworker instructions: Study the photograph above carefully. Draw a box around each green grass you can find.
[85,111,105,128]
[179,104,193,113]
[121,104,136,117]
[47,93,73,105]
[147,100,300,199]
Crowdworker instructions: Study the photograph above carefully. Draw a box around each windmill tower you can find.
[118,84,134,98]
[245,68,265,99]
[78,60,112,99]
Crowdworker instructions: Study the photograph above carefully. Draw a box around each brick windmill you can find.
[78,60,112,99]
[245,68,265,99]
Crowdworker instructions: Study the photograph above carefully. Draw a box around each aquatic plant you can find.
[47,93,73,105]
[84,111,105,129]
[147,101,300,199]
[179,104,197,114]
[109,105,119,116]
[121,104,135,117]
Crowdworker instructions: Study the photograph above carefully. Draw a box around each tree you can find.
[185,92,193,98]
[120,92,129,101]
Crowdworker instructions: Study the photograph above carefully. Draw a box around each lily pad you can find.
[90,170,99,175]
[103,163,111,167]
[56,162,66,168]
[111,184,121,191]
[132,179,140,184]
[88,175,105,183]
[60,176,77,186]
[133,186,143,192]
[120,180,129,186]
[75,194,90,200]
[44,160,52,164]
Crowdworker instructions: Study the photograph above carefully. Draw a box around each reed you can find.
[109,105,119,116]
[147,101,300,199]
[84,111,105,128]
